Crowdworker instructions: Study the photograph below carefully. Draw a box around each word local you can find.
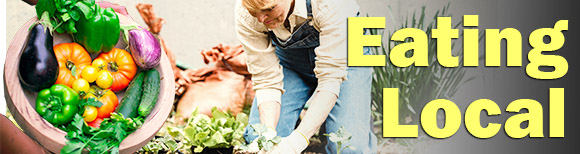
[381,88,563,139]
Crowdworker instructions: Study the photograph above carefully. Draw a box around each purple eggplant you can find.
[127,26,161,69]
[18,24,59,92]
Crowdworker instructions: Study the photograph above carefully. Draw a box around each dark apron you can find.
[269,0,319,85]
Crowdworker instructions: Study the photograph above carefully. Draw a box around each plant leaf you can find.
[61,12,71,22]
[194,131,210,145]
[406,102,416,114]
[194,146,204,153]
[236,113,249,125]
[251,124,267,134]
[61,141,84,154]
[263,141,274,151]
[80,97,103,107]
[211,107,229,125]
[165,139,178,151]
[110,146,120,154]
[83,0,96,5]
[36,0,57,18]
[75,2,94,19]
[271,136,281,144]
[71,114,84,132]
[184,127,196,142]
[167,126,182,138]
[69,9,80,21]
[205,131,227,147]
[70,65,77,76]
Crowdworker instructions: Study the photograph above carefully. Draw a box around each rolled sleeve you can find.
[312,0,360,97]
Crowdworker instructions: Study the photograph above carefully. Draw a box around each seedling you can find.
[162,108,248,153]
[238,124,281,152]
[324,126,355,154]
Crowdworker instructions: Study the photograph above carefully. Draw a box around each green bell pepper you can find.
[74,4,120,53]
[36,84,80,125]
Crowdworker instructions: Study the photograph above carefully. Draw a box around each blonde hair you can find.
[242,0,277,13]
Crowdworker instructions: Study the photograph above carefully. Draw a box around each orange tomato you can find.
[53,43,92,88]
[94,48,137,92]
[88,86,119,118]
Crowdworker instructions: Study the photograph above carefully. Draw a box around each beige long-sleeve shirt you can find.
[234,0,360,106]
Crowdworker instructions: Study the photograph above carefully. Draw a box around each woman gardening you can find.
[235,0,377,153]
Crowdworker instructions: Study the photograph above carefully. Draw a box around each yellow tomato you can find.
[96,70,113,89]
[83,105,98,122]
[81,66,98,83]
[92,59,108,71]
[72,78,90,95]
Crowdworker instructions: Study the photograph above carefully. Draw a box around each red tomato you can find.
[88,118,104,128]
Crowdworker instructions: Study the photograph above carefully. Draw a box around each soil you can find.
[232,135,326,154]
[195,147,233,154]
[233,149,257,154]
[303,134,327,154]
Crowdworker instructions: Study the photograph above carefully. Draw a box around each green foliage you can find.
[370,3,478,137]
[80,97,103,107]
[156,107,249,153]
[324,126,355,154]
[36,0,97,34]
[61,113,144,154]
[140,135,179,153]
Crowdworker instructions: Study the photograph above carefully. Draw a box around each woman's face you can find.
[249,0,292,29]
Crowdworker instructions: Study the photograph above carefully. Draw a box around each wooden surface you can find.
[4,16,175,154]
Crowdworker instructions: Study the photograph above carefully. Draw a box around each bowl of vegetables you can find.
[4,12,175,154]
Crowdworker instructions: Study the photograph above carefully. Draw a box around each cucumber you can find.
[138,69,160,117]
[115,71,146,118]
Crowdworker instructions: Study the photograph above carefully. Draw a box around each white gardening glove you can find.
[262,126,278,140]
[262,130,309,154]
[247,140,260,152]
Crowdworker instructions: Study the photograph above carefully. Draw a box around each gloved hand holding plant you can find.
[238,124,281,152]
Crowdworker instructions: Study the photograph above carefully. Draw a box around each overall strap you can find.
[306,0,313,24]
